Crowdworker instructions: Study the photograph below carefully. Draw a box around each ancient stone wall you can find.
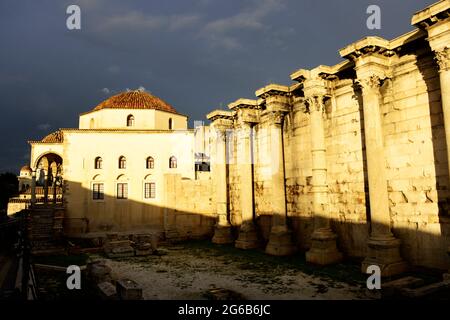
[164,173,216,239]
[382,45,449,269]
[222,38,450,270]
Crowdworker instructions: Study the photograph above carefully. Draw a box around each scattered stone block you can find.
[400,281,450,298]
[97,281,117,300]
[154,248,169,256]
[116,279,143,300]
[134,242,152,256]
[88,262,112,283]
[381,276,424,298]
[103,240,135,258]
[150,233,159,251]
[108,247,135,258]
[204,288,245,300]
[106,232,119,241]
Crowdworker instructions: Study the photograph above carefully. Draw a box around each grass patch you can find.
[35,270,98,300]
[32,253,89,267]
[181,240,367,287]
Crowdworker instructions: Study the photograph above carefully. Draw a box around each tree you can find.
[0,172,18,212]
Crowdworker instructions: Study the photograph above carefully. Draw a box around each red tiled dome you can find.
[41,130,64,143]
[20,165,32,173]
[92,90,178,114]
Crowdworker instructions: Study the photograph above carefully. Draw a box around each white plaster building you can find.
[18,89,213,235]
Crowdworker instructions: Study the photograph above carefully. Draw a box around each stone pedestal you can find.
[235,223,259,249]
[265,225,297,256]
[361,235,408,277]
[212,225,234,244]
[134,242,152,256]
[444,246,450,282]
[306,228,343,265]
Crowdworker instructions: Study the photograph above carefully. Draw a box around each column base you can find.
[265,225,297,256]
[361,235,408,277]
[212,225,234,244]
[235,223,260,250]
[443,273,450,282]
[306,228,343,265]
[444,246,450,282]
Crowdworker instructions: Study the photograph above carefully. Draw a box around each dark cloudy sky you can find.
[0,0,435,172]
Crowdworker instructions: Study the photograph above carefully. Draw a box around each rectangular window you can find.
[117,183,128,199]
[93,183,104,200]
[144,182,156,199]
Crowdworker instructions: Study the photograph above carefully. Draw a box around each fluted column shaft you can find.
[268,112,287,227]
[31,170,36,207]
[215,128,229,226]
[359,76,392,237]
[309,96,330,230]
[304,92,342,265]
[434,48,450,183]
[357,74,407,276]
[43,171,49,204]
[238,121,254,226]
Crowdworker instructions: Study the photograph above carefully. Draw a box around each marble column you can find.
[212,123,234,244]
[435,48,450,182]
[265,111,297,256]
[434,49,450,282]
[305,94,342,265]
[235,120,260,249]
[53,177,57,205]
[43,170,49,204]
[358,75,407,276]
[31,170,36,207]
[412,2,450,187]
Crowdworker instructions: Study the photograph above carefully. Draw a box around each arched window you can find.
[90,118,95,129]
[119,156,126,169]
[168,118,173,130]
[169,156,177,169]
[95,157,103,169]
[146,156,154,169]
[127,115,135,127]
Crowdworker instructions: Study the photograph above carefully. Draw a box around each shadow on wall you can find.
[54,176,450,271]
[61,178,217,241]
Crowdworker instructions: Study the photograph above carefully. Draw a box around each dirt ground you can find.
[97,240,374,300]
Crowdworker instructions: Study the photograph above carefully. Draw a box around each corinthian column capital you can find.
[262,110,285,126]
[435,47,450,72]
[305,95,325,114]
[356,74,383,95]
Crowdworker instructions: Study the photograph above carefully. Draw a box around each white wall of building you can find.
[79,109,187,130]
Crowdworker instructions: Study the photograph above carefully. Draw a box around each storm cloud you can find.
[0,0,434,172]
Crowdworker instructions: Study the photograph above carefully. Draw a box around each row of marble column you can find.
[207,87,343,264]
[206,6,450,276]
[208,48,450,279]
